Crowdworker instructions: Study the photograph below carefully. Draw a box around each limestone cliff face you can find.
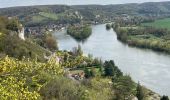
[18,24,25,40]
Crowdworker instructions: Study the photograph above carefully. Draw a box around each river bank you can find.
[53,24,170,96]
[113,25,170,55]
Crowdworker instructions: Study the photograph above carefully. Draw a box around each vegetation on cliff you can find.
[0,16,50,61]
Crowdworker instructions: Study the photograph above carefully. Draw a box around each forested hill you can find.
[73,1,170,17]
[1,1,170,26]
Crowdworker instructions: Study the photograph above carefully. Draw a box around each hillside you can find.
[1,1,170,26]
[0,5,81,26]
[0,1,169,99]
[0,47,161,100]
[0,16,50,61]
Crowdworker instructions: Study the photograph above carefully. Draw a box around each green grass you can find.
[31,12,66,23]
[142,18,170,30]
[30,12,66,24]
[121,26,139,29]
[39,12,59,20]
[69,70,84,74]
[32,15,46,22]
[130,34,161,39]
[70,67,101,75]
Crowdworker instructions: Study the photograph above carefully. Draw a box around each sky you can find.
[0,0,169,8]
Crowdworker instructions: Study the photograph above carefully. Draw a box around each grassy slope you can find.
[0,34,50,61]
[31,12,60,23]
[39,12,59,20]
[32,15,46,23]
[29,11,67,25]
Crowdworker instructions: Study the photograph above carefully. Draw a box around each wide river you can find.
[53,24,170,95]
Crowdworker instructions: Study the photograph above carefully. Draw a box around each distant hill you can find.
[0,1,170,26]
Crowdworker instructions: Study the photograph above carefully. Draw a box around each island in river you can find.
[67,25,92,41]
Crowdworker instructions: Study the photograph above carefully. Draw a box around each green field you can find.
[32,15,46,22]
[31,12,66,23]
[39,12,59,20]
[142,18,170,30]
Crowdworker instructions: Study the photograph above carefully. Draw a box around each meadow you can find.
[142,18,170,30]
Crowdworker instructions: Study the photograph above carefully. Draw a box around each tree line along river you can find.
[53,24,170,96]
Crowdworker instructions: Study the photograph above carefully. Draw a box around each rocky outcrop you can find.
[18,24,25,40]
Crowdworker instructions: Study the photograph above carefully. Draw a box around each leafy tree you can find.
[84,67,97,78]
[0,76,40,100]
[113,75,135,100]
[136,82,145,100]
[0,16,22,34]
[92,58,103,66]
[90,68,97,77]
[45,35,58,51]
[104,60,123,77]
[106,24,111,30]
[86,78,114,100]
[84,67,91,78]
[72,45,83,56]
[161,95,169,100]
[77,45,83,56]
[6,17,21,32]
[116,28,128,42]
[104,60,115,76]
[40,77,85,100]
[0,56,63,99]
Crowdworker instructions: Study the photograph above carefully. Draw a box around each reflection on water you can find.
[53,24,170,95]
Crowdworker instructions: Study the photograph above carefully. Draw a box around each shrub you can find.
[40,77,85,100]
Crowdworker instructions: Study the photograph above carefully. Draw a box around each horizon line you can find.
[0,1,170,9]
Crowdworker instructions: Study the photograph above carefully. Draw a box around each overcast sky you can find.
[0,0,169,8]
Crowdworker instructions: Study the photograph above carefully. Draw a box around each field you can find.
[32,15,46,22]
[142,18,170,30]
[39,12,59,20]
[31,12,66,23]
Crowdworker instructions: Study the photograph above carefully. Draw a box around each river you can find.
[53,24,170,96]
